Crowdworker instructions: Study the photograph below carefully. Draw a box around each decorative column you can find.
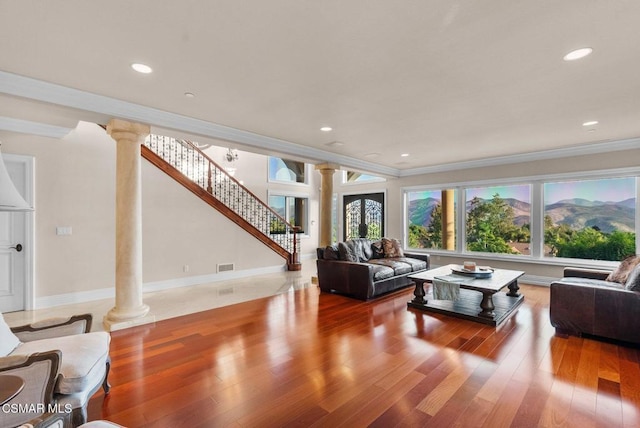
[103,119,155,331]
[315,163,339,247]
[441,189,455,251]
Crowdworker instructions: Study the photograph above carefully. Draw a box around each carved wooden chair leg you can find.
[102,357,112,394]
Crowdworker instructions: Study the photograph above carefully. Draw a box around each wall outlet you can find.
[56,226,72,236]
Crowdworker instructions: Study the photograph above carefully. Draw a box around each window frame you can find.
[341,170,386,185]
[402,167,639,269]
[267,191,310,237]
[267,156,310,186]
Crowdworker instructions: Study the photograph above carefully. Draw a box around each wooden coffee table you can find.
[407,264,524,326]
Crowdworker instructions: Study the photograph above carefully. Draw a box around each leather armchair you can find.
[550,267,640,344]
[1,313,111,428]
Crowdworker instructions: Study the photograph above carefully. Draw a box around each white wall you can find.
[1,122,319,306]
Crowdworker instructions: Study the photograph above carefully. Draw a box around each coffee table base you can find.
[407,288,524,327]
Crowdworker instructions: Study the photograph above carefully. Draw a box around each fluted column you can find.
[315,163,339,247]
[103,119,155,331]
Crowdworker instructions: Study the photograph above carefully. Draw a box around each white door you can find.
[0,155,32,313]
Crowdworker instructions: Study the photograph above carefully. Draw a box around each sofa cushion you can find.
[625,264,640,291]
[371,265,395,281]
[12,331,110,394]
[323,244,340,260]
[382,238,404,258]
[338,242,358,262]
[0,312,21,357]
[394,257,427,272]
[350,238,373,262]
[607,255,640,283]
[368,259,412,275]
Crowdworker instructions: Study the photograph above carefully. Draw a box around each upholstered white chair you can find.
[1,312,111,428]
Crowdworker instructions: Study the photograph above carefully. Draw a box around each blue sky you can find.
[544,177,635,204]
[408,178,636,205]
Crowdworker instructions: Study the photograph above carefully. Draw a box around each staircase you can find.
[142,134,301,270]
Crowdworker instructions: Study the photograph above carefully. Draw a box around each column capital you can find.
[315,163,340,172]
[106,119,150,143]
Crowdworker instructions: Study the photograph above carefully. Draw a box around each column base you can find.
[103,304,155,332]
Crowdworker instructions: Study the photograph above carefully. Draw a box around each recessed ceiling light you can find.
[320,126,333,132]
[401,153,410,157]
[582,120,598,126]
[184,92,195,98]
[563,48,593,61]
[131,63,153,74]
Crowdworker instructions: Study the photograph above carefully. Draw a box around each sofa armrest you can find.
[563,267,612,281]
[11,314,93,342]
[316,259,375,300]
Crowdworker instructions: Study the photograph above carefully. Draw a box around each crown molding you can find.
[399,137,640,177]
[0,70,400,177]
[0,116,73,138]
[3,70,638,179]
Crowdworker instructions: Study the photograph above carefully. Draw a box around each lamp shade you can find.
[0,145,33,211]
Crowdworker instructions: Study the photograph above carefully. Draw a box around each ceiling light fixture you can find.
[131,63,153,74]
[184,92,195,98]
[401,153,410,157]
[320,126,333,132]
[582,120,598,127]
[563,47,593,61]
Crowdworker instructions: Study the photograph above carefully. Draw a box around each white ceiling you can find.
[1,1,640,176]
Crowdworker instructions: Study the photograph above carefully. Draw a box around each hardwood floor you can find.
[88,284,640,427]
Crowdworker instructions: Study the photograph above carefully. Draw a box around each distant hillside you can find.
[408,197,440,227]
[408,195,635,234]
[545,198,635,233]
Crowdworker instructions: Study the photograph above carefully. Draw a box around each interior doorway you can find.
[343,192,385,241]
[0,154,34,312]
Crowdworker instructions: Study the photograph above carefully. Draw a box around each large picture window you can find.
[407,189,457,250]
[404,172,638,263]
[544,177,636,261]
[465,184,531,255]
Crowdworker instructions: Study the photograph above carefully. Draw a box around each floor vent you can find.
[217,263,235,273]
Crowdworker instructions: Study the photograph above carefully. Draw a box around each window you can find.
[404,171,638,263]
[343,171,385,184]
[268,195,308,234]
[406,189,457,250]
[544,177,636,261]
[465,184,531,255]
[268,157,307,184]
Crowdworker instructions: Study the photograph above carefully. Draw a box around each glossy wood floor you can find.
[88,284,640,427]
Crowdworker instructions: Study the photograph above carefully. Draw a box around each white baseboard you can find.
[34,263,290,309]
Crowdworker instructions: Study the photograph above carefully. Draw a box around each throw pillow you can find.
[338,242,358,262]
[323,245,339,260]
[625,264,640,291]
[371,240,384,259]
[607,255,640,284]
[382,237,405,258]
[0,312,20,357]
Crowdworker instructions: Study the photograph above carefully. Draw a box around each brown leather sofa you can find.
[550,266,640,345]
[316,238,430,300]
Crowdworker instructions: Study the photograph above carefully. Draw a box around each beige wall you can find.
[1,122,319,303]
[333,148,640,280]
